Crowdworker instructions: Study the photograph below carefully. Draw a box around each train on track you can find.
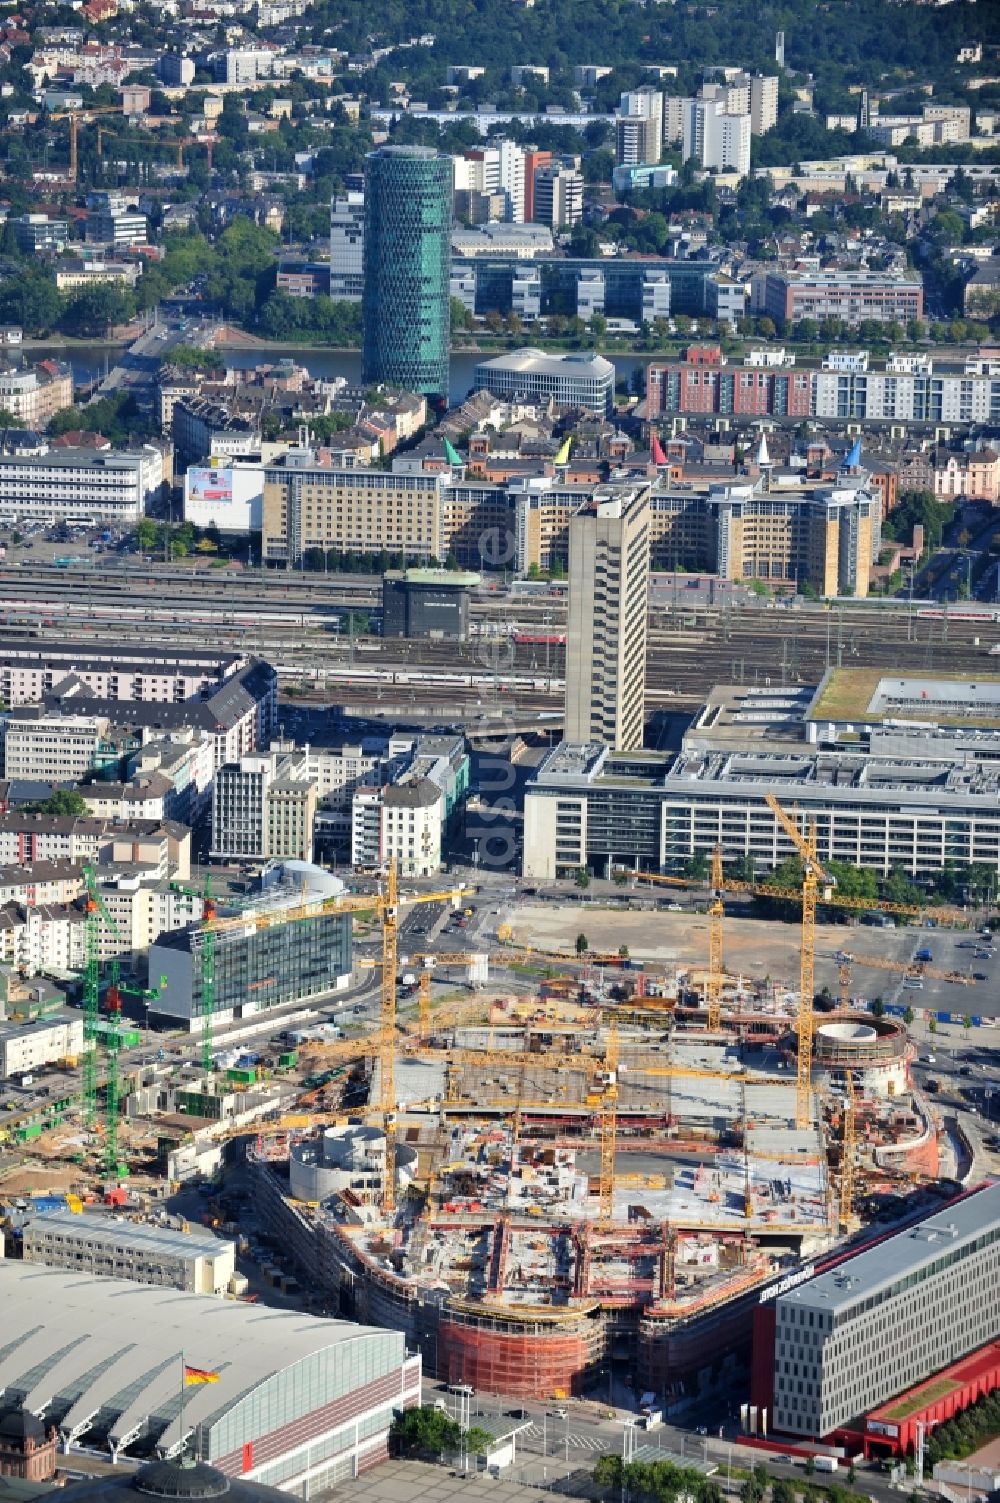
[277,665,563,692]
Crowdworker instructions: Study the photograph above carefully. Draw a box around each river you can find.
[32,344,648,409]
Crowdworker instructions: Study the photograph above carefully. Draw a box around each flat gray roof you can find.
[23,1212,233,1262]
[779,1181,1000,1317]
[0,1262,401,1453]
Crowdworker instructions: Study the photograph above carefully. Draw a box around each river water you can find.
[33,344,647,409]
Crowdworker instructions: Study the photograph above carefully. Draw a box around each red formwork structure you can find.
[438,1302,604,1398]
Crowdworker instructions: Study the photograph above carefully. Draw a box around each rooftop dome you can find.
[133,1462,230,1501]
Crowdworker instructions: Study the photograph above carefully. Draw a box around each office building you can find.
[451,223,554,259]
[523,672,1000,882]
[211,749,317,862]
[615,88,664,167]
[767,1182,1000,1439]
[474,348,614,414]
[0,362,73,427]
[0,446,159,525]
[11,216,69,254]
[0,1012,83,1080]
[150,865,352,1029]
[22,1213,236,1295]
[362,145,452,397]
[158,52,194,85]
[329,190,364,301]
[1,712,110,782]
[85,211,148,249]
[682,96,752,177]
[452,254,711,323]
[382,568,477,639]
[54,259,139,291]
[0,1260,419,1484]
[564,485,650,752]
[532,164,583,228]
[522,148,552,221]
[762,271,924,328]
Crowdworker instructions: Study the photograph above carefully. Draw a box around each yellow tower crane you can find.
[839,1069,857,1232]
[598,1016,619,1227]
[706,845,725,1032]
[763,793,836,1130]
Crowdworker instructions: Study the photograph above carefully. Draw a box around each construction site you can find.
[244,797,967,1402]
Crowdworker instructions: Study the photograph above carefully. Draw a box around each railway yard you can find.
[3,562,1000,717]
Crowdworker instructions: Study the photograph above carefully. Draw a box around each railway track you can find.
[2,565,998,716]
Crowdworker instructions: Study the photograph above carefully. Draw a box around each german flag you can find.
[183,1366,220,1386]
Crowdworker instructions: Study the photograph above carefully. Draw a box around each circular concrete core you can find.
[818,1022,878,1044]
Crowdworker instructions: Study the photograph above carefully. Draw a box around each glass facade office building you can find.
[362,146,452,397]
[151,909,353,1026]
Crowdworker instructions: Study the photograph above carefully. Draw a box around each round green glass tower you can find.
[362,145,452,398]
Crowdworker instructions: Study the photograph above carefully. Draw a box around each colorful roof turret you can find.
[650,432,667,466]
[442,437,463,467]
[843,437,862,469]
[553,436,572,466]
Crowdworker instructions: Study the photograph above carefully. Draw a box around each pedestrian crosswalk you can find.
[519,1424,609,1453]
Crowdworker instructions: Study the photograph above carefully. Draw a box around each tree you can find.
[25,790,88,815]
[135,519,158,552]
[871,998,885,1018]
[929,1017,938,1035]
[465,1426,493,1456]
[594,1455,623,1494]
[618,944,630,960]
[804,1456,815,1477]
[390,1406,462,1458]
[576,932,589,955]
[575,867,591,890]
[903,1006,915,1026]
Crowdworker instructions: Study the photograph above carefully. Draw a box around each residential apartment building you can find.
[0,641,246,709]
[350,735,468,877]
[769,1182,1000,1438]
[93,871,203,962]
[933,446,999,503]
[22,1213,236,1295]
[532,165,583,228]
[329,190,364,302]
[0,362,73,427]
[0,446,159,525]
[762,271,924,328]
[211,749,317,862]
[454,141,527,223]
[0,901,86,975]
[0,813,191,879]
[646,344,813,421]
[682,97,751,177]
[564,485,650,752]
[615,88,664,167]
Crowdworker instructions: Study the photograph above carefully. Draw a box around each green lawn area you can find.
[883,1376,959,1420]
[809,668,884,722]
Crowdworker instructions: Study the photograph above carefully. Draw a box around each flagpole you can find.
[179,1352,186,1462]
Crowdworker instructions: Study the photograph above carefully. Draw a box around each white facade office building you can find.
[0,446,159,524]
[532,164,583,228]
[771,1182,1000,1438]
[329,190,364,301]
